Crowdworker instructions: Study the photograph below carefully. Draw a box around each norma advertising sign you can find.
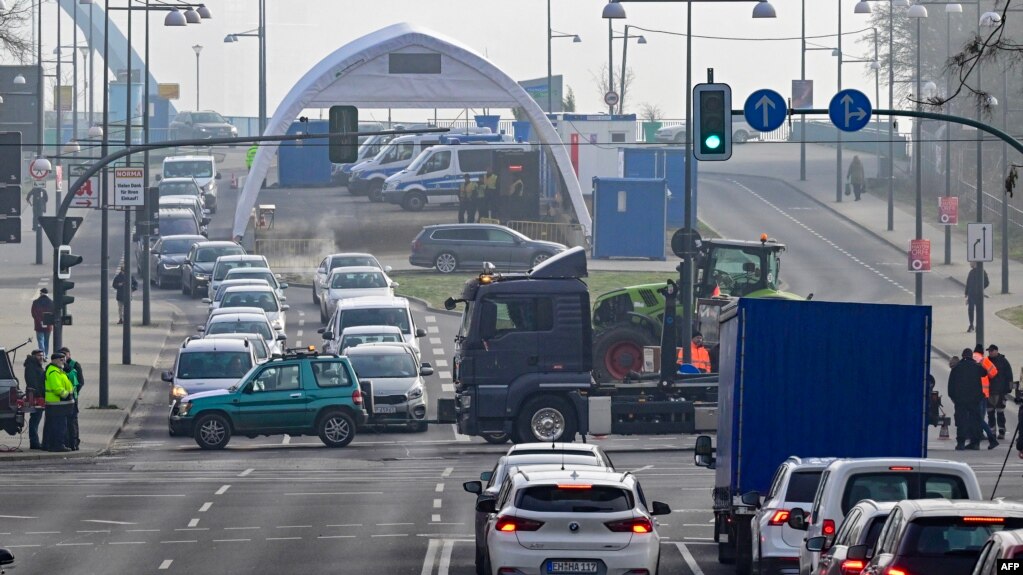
[938,196,958,225]
[909,239,931,273]
[113,167,145,206]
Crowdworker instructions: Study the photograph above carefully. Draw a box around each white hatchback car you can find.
[478,469,670,575]
[217,285,289,333]
[319,266,396,323]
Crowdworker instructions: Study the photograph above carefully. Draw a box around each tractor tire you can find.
[592,325,657,382]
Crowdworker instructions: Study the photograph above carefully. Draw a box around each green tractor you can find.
[591,237,804,381]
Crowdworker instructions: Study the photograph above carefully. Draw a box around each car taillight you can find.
[605,518,654,534]
[840,559,865,574]
[411,239,421,252]
[768,510,790,526]
[962,516,1005,524]
[352,389,363,406]
[885,568,908,575]
[495,515,544,533]
[822,519,836,536]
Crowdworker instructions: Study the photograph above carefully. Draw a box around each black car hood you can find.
[192,262,215,274]
[160,254,187,264]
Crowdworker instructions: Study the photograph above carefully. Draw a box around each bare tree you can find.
[591,63,635,112]
[639,102,662,122]
[0,0,33,64]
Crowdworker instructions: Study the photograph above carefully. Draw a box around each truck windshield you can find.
[707,247,779,297]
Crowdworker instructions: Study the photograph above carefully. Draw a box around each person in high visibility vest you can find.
[458,174,477,224]
[972,344,999,449]
[43,353,74,452]
[677,332,712,373]
[483,169,499,220]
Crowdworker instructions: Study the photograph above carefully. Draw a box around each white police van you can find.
[381,142,532,211]
[348,129,504,201]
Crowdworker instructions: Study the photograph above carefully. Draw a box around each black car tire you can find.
[402,192,426,212]
[718,540,736,565]
[368,181,384,203]
[515,394,577,443]
[318,410,355,447]
[674,132,685,144]
[194,413,232,450]
[530,252,552,268]
[435,252,458,274]
[190,283,200,299]
[408,420,428,433]
[734,130,749,144]
[481,432,510,444]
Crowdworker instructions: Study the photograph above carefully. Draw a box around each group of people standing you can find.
[22,347,84,452]
[948,344,1013,450]
[458,169,525,224]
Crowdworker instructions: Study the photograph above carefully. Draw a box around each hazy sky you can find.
[53,0,888,122]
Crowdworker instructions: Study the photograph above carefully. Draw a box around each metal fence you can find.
[253,238,335,270]
[505,220,586,248]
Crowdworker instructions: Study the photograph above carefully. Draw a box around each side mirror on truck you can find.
[694,435,716,469]
[787,507,808,531]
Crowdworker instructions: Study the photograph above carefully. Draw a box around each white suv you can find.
[477,468,670,575]
[321,296,425,356]
[790,458,983,575]
[747,457,834,575]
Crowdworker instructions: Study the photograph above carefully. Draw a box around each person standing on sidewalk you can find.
[458,174,476,224]
[112,266,136,325]
[30,288,53,354]
[973,344,1000,449]
[483,169,499,220]
[965,261,989,333]
[846,155,866,201]
[26,186,47,231]
[59,346,84,451]
[948,348,986,450]
[42,353,73,453]
[22,350,46,450]
[986,344,1012,440]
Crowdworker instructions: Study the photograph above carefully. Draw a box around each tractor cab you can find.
[694,237,786,299]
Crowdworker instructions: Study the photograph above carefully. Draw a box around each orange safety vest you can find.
[974,352,998,398]
[677,344,712,373]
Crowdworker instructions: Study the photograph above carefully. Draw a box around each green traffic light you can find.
[705,134,722,150]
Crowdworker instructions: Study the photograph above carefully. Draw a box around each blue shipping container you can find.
[592,177,666,260]
[278,120,331,187]
[620,147,698,227]
[716,298,930,497]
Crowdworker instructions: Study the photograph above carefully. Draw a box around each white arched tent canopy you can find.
[233,22,590,240]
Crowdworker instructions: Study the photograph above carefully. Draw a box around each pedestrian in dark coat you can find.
[846,155,866,200]
[59,346,84,451]
[948,348,986,450]
[965,262,989,332]
[112,266,137,324]
[22,350,46,450]
[30,288,53,353]
[986,344,1013,439]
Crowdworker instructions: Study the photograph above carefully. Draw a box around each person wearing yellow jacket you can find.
[43,354,74,452]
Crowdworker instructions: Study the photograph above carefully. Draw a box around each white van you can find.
[381,142,532,212]
[790,457,983,575]
[320,296,426,357]
[161,155,220,213]
[347,129,503,201]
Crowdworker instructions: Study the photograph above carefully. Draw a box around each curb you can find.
[705,171,955,361]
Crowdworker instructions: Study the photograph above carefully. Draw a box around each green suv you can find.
[169,349,368,449]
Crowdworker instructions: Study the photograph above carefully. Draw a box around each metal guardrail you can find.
[506,220,586,247]
[253,238,335,270]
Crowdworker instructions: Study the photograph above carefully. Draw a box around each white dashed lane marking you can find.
[434,359,448,367]
[238,468,254,477]
[428,337,442,345]
[435,483,444,493]
[187,518,200,527]
[159,560,173,570]
[199,502,212,512]
[442,384,454,393]
[215,485,230,495]
[439,371,451,380]
[432,348,444,356]
[427,326,439,334]
[424,315,436,323]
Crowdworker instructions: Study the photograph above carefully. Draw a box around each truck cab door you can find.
[470,296,540,418]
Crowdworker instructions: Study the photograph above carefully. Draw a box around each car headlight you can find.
[194,273,208,280]
[161,263,181,270]
[230,127,238,134]
[171,385,188,400]
[177,401,192,417]
[407,385,424,401]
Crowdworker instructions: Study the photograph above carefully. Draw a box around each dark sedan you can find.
[169,110,237,140]
[146,234,205,289]
[409,224,566,274]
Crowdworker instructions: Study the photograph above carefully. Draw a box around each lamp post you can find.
[616,25,645,115]
[546,23,581,114]
[603,0,775,365]
[909,3,927,305]
[944,3,963,266]
[192,43,202,109]
[976,9,1001,347]
[224,0,267,132]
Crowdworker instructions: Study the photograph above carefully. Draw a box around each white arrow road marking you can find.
[675,543,705,575]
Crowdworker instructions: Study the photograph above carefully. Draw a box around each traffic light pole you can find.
[679,1,694,366]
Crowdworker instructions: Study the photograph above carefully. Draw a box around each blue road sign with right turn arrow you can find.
[828,89,872,132]
[743,89,787,133]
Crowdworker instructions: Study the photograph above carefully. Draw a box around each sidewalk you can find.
[703,142,1023,362]
[0,193,182,461]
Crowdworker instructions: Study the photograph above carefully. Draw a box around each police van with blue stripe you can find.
[381,141,532,211]
[347,130,502,201]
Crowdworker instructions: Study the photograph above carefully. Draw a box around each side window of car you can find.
[877,508,902,554]
[834,509,861,545]
[311,361,352,388]
[496,478,514,509]
[634,481,650,511]
[487,230,516,244]
[809,470,829,525]
[250,364,301,392]
[977,540,999,574]
[766,465,786,500]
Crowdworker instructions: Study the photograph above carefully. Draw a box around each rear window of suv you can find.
[785,471,823,503]
[841,473,970,514]
[517,485,633,513]
[901,517,1023,557]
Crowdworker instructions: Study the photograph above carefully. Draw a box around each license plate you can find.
[547,561,598,574]
[374,405,397,414]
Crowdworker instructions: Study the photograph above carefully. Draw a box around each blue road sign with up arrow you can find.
[743,89,787,132]
[828,89,872,132]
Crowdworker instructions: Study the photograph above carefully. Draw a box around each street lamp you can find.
[909,2,927,305]
[165,8,186,26]
[973,9,1001,346]
[224,0,269,134]
[192,44,202,109]
[602,0,774,366]
[12,74,25,85]
[614,26,645,115]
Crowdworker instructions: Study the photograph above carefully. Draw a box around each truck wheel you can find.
[402,192,426,212]
[516,395,577,443]
[481,432,510,444]
[318,410,356,447]
[592,325,657,382]
[735,520,753,575]
[718,541,735,565]
[194,414,231,450]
